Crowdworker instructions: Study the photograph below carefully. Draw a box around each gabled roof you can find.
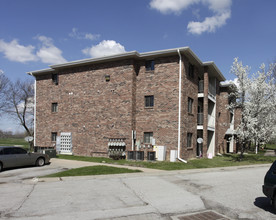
[27,47,225,81]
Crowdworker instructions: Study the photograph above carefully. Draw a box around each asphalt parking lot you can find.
[0,158,275,220]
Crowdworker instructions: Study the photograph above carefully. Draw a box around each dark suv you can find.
[263,160,276,209]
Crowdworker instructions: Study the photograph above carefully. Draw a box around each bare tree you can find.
[5,79,34,150]
[0,70,10,116]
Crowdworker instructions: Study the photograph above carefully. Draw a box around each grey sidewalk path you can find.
[49,158,162,173]
[37,158,273,183]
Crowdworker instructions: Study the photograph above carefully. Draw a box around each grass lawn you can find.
[0,138,29,149]
[265,144,276,150]
[57,153,276,171]
[43,165,142,178]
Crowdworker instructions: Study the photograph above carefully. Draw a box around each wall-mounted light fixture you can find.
[105,75,110,82]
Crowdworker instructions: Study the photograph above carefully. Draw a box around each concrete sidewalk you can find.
[49,158,162,173]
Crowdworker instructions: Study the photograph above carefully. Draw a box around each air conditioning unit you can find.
[127,151,136,160]
[136,151,144,160]
[147,151,156,161]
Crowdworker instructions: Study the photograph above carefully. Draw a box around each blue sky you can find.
[0,0,276,132]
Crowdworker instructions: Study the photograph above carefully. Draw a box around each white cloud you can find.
[150,0,232,35]
[0,39,37,63]
[187,10,231,34]
[0,37,67,64]
[82,40,126,58]
[203,0,231,13]
[36,35,67,64]
[150,0,200,14]
[221,77,239,87]
[69,28,100,41]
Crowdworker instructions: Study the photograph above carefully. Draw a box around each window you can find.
[2,147,26,155]
[3,148,13,155]
[188,63,194,79]
[52,103,58,112]
[51,132,57,142]
[230,113,234,123]
[144,132,153,144]
[188,97,193,114]
[13,147,27,154]
[145,95,154,107]
[187,133,193,148]
[52,74,58,85]
[145,60,155,71]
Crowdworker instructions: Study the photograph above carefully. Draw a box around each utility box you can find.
[43,149,57,158]
[170,150,177,162]
[156,146,166,161]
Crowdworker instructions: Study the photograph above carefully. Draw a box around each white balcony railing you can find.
[208,115,215,128]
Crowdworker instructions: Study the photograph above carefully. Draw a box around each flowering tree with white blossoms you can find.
[229,58,276,158]
[246,64,276,153]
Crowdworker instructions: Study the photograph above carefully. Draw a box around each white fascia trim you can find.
[27,68,55,76]
[27,47,225,81]
[50,51,139,69]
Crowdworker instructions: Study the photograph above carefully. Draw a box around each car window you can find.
[0,149,3,155]
[3,148,14,155]
[3,147,27,155]
[13,148,27,154]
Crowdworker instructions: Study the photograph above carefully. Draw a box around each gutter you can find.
[177,49,187,163]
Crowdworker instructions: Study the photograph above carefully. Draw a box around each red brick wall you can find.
[35,54,230,160]
[181,57,198,159]
[36,60,135,157]
[216,87,228,153]
[136,56,180,159]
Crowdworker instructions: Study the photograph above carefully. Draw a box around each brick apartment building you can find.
[28,47,238,161]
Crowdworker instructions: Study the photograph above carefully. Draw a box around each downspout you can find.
[177,49,187,163]
[29,72,36,146]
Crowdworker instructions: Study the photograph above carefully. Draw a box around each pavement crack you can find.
[119,178,148,206]
[13,182,37,214]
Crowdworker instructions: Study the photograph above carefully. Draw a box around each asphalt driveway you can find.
[0,159,274,220]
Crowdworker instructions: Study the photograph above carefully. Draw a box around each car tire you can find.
[36,157,45,167]
[0,162,2,172]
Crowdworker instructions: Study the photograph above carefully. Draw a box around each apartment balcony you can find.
[198,80,216,101]
[198,80,204,93]
[197,113,216,130]
[197,113,203,125]
[208,115,215,128]
[208,83,216,100]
